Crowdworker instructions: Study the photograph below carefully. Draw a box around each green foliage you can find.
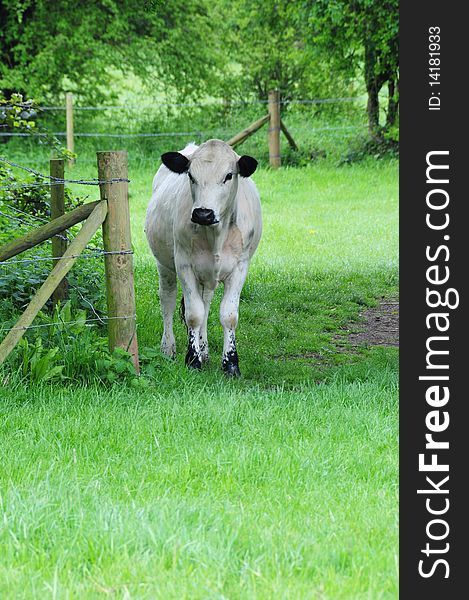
[0,155,105,317]
[214,0,355,102]
[2,301,142,386]
[340,134,399,164]
[0,0,224,105]
[1,1,399,155]
[307,0,399,82]
[0,178,104,319]
[0,239,105,316]
[17,337,64,383]
[0,156,85,225]
[0,126,103,316]
[36,301,142,386]
[0,256,48,309]
[95,346,138,385]
[0,93,76,158]
[306,0,399,137]
[0,93,37,131]
[0,168,51,224]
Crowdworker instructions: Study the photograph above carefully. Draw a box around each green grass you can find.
[131,159,398,386]
[0,155,398,598]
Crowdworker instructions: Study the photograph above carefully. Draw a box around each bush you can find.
[1,301,143,387]
[0,244,106,318]
[339,134,399,165]
[0,161,105,319]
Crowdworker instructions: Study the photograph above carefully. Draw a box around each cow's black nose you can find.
[191,208,217,225]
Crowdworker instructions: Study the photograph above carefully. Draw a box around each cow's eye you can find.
[223,173,233,183]
[188,172,196,184]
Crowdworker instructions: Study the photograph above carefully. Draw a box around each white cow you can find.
[145,139,262,376]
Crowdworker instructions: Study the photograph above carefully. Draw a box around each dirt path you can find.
[337,300,399,348]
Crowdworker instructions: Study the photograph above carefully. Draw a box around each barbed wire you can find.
[1,201,87,240]
[0,206,70,242]
[0,205,132,260]
[0,181,89,190]
[1,96,373,112]
[0,131,203,139]
[0,209,44,228]
[0,157,130,188]
[70,284,106,325]
[1,156,66,180]
[0,242,134,333]
[0,249,133,266]
[1,314,136,333]
[0,155,134,257]
[0,123,367,143]
[0,209,69,243]
[0,179,126,190]
[0,236,134,337]
[0,156,137,340]
[1,202,49,224]
[288,124,368,132]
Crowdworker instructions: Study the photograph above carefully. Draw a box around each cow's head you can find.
[161,139,257,226]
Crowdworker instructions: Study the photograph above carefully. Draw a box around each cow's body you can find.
[145,139,262,376]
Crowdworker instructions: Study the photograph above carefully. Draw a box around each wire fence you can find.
[2,95,371,111]
[0,202,70,243]
[0,157,129,187]
[3,314,136,333]
[0,125,369,140]
[1,249,133,265]
[0,157,135,341]
[0,131,205,140]
[0,95,375,145]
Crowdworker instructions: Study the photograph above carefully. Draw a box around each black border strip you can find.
[400,2,466,596]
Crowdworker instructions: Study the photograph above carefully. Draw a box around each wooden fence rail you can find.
[227,114,270,148]
[0,201,107,364]
[0,200,101,262]
[280,119,299,152]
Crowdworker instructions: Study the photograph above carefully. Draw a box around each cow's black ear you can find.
[237,155,258,178]
[161,152,190,174]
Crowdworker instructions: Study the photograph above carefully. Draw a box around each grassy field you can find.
[0,154,398,598]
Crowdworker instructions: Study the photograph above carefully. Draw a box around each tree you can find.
[0,0,223,105]
[307,0,399,140]
[213,0,355,103]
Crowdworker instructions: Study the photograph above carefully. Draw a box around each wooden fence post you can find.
[66,93,75,167]
[97,151,140,374]
[50,159,68,305]
[268,90,281,168]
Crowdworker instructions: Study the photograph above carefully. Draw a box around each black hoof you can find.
[223,362,241,377]
[185,349,202,370]
[222,350,241,377]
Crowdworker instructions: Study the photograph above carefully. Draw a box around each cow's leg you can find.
[199,286,214,364]
[157,262,177,358]
[220,261,249,377]
[177,262,205,369]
